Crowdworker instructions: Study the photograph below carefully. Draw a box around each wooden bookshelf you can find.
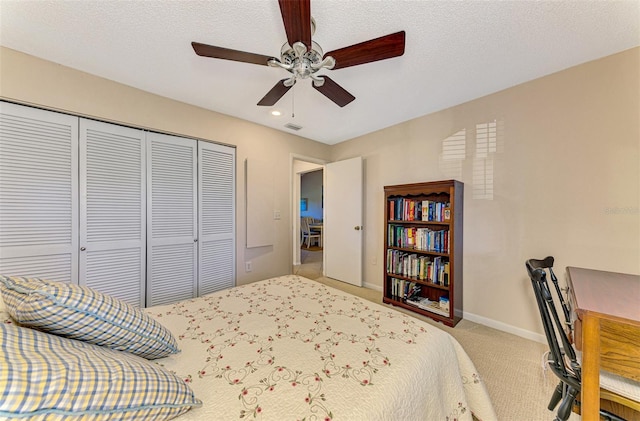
[382,180,463,327]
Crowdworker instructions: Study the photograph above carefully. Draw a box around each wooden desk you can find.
[566,266,640,420]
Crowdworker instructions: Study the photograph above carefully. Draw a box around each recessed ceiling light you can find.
[271,110,282,116]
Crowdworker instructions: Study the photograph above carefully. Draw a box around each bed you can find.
[1,274,496,420]
[148,275,496,420]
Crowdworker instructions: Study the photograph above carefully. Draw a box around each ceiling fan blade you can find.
[278,0,312,49]
[192,42,276,66]
[257,79,293,106]
[313,76,355,107]
[324,31,406,70]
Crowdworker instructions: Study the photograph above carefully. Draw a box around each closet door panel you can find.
[0,102,78,283]
[80,119,146,307]
[198,142,235,296]
[147,132,197,306]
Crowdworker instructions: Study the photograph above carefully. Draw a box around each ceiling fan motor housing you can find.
[280,41,324,79]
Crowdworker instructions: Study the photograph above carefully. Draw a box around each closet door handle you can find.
[80,247,86,251]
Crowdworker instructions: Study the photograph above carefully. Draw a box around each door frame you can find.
[290,154,327,267]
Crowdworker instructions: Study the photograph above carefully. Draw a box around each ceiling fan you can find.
[191,0,406,108]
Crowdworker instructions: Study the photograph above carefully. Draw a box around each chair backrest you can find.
[526,257,581,389]
[534,256,572,325]
[300,217,312,234]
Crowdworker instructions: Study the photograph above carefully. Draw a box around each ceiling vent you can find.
[284,123,303,131]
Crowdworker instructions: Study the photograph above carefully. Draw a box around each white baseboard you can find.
[361,283,544,344]
[363,281,382,291]
[463,311,546,344]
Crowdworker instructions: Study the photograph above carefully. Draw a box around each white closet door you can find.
[79,119,146,307]
[147,132,197,306]
[0,102,79,283]
[198,142,235,296]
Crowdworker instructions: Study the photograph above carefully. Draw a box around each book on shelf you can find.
[390,278,423,302]
[386,249,450,285]
[387,225,450,253]
[405,297,449,317]
[388,198,451,222]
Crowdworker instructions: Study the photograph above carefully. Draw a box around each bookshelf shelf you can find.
[382,180,463,327]
[386,246,449,257]
[386,273,450,291]
[387,220,450,227]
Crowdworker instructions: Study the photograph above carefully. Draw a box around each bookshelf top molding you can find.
[384,179,462,195]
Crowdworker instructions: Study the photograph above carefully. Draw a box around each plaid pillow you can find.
[0,322,201,420]
[0,275,179,359]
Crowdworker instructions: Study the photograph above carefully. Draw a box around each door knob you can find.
[354,226,362,231]
[80,247,86,251]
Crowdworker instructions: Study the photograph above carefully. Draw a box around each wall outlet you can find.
[245,261,252,272]
[273,210,281,220]
[371,257,377,266]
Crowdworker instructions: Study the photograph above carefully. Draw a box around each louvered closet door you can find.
[198,142,235,295]
[147,132,197,306]
[0,102,79,283]
[80,119,146,307]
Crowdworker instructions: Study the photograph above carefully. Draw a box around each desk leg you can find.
[582,314,600,421]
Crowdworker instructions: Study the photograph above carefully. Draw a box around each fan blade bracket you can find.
[310,74,325,87]
[268,59,293,71]
[325,30,406,70]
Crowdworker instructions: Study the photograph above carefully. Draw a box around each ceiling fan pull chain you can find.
[292,83,295,118]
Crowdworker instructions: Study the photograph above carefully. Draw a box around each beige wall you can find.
[0,46,332,286]
[331,47,640,338]
[1,45,638,339]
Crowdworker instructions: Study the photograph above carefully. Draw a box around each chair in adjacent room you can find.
[300,217,321,248]
[526,257,640,421]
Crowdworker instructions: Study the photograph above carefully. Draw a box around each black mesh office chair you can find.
[525,257,625,421]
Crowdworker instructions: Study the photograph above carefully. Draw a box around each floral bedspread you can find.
[147,275,497,421]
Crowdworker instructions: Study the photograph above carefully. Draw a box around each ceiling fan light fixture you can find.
[311,56,335,70]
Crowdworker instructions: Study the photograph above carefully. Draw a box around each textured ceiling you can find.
[1,0,638,145]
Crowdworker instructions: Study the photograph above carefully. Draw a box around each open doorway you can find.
[291,155,364,286]
[298,169,323,278]
[292,158,324,278]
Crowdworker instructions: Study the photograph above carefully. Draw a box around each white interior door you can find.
[198,141,235,296]
[147,132,197,306]
[324,156,363,286]
[79,119,146,307]
[0,102,79,284]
